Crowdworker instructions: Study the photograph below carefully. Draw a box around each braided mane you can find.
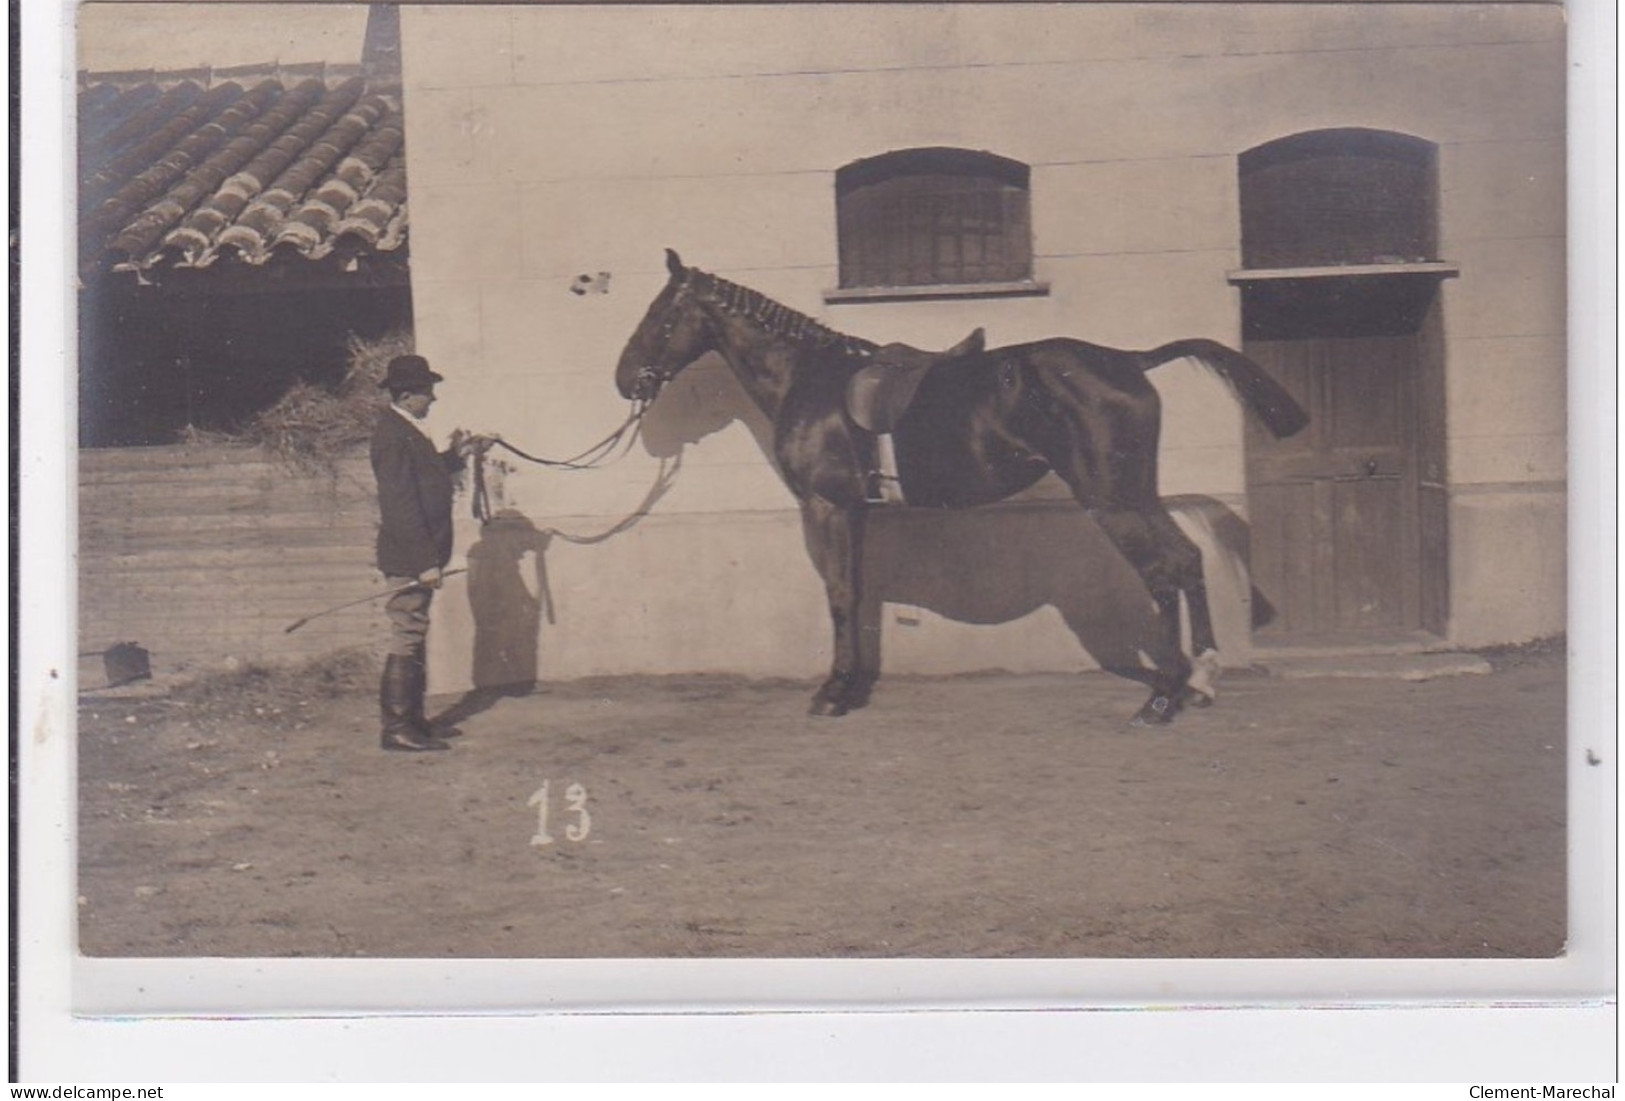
[694,268,876,357]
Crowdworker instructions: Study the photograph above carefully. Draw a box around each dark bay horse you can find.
[616,249,1308,724]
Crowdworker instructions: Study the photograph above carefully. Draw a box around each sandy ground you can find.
[77,646,1566,959]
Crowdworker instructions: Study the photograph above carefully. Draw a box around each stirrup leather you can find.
[864,433,906,506]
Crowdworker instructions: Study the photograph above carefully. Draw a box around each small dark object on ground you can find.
[100,642,151,687]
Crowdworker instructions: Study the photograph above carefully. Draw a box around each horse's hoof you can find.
[1130,694,1178,727]
[1180,686,1215,709]
[1187,650,1221,705]
[809,674,871,717]
[808,695,850,718]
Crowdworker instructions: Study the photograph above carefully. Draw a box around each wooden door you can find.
[1245,334,1421,638]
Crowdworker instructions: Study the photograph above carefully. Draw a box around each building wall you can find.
[399,4,1566,691]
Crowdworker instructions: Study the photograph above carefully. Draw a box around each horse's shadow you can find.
[631,359,1273,687]
[860,496,1268,687]
[636,354,754,460]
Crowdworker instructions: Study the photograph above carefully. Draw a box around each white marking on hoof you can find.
[1187,649,1222,702]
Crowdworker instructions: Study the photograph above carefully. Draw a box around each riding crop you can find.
[283,568,468,634]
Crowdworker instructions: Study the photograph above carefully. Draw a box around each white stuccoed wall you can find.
[399,4,1566,692]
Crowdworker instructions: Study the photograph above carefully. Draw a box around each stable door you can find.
[1245,332,1422,639]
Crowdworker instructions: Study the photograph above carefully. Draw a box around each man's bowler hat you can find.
[380,355,444,392]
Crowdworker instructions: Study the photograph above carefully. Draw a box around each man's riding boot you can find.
[406,646,462,739]
[381,653,449,752]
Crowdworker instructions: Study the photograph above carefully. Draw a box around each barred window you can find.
[1238,129,1438,270]
[836,148,1032,290]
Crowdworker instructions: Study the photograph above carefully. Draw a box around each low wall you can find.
[77,446,388,686]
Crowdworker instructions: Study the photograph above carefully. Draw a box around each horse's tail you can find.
[1139,339,1308,439]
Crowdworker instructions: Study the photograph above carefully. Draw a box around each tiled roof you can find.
[79,65,408,275]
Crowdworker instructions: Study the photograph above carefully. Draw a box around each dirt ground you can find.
[77,643,1567,959]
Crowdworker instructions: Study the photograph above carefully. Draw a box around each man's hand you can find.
[418,566,444,589]
[450,430,498,459]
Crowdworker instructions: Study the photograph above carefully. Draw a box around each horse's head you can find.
[616,249,714,402]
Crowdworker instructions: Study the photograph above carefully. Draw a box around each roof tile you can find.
[79,66,409,275]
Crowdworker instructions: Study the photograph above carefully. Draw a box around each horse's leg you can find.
[799,495,870,717]
[1084,505,1198,725]
[1143,506,1222,707]
[1039,436,1193,723]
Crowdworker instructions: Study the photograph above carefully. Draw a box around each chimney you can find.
[361,4,402,92]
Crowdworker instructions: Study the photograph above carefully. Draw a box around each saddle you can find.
[847,327,986,434]
[846,327,986,506]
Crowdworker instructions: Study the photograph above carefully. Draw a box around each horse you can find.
[616,249,1308,725]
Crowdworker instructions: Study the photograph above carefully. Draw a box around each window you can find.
[1233,128,1452,339]
[834,148,1034,293]
[1238,128,1438,270]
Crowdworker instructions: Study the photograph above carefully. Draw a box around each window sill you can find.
[1227,261,1459,283]
[824,280,1050,304]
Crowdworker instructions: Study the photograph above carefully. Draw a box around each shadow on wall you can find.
[860,496,1271,686]
[432,456,685,729]
[435,359,759,725]
[433,510,551,729]
[636,354,776,461]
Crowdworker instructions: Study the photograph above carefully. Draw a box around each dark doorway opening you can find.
[79,276,413,447]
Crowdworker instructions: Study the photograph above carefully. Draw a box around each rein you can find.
[533,453,680,549]
[470,400,649,525]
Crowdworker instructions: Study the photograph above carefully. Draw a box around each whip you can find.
[283,569,467,634]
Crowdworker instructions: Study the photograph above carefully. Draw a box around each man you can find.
[371,354,485,752]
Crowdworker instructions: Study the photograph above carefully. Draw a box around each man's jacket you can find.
[370,408,463,578]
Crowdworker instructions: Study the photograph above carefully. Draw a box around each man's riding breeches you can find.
[383,579,433,657]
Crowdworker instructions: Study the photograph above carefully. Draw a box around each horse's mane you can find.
[694,268,877,357]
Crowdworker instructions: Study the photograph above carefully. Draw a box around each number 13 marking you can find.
[529,781,591,846]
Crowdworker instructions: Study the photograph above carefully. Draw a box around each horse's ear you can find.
[665,248,684,277]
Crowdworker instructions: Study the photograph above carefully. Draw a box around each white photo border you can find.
[16,0,1617,1081]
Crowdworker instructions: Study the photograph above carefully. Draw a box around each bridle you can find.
[630,271,709,402]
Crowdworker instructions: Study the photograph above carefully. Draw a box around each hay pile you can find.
[182,330,414,474]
